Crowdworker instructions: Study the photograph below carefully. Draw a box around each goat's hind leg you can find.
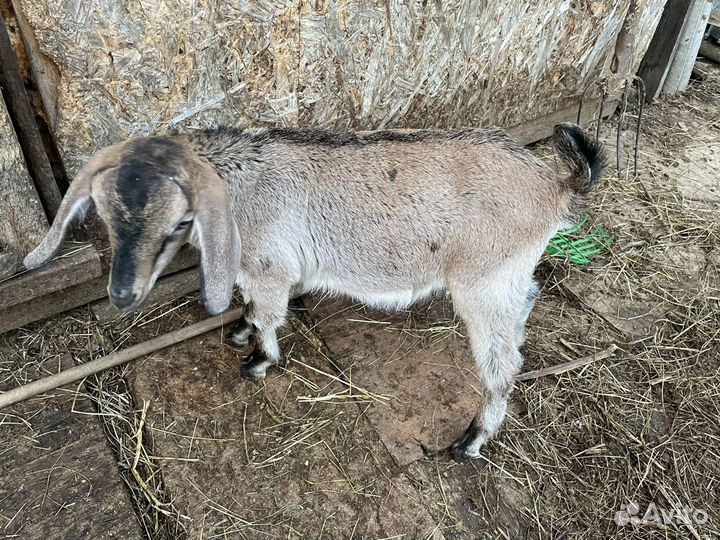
[450,279,527,459]
[515,280,539,349]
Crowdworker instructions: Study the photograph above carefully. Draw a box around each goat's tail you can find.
[552,123,607,197]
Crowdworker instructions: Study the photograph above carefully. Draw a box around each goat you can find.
[24,124,605,458]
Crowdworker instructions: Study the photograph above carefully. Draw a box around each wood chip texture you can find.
[17,0,665,176]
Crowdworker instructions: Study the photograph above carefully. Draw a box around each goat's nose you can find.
[109,285,138,309]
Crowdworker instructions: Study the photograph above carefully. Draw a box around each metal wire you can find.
[616,80,629,180]
[595,86,606,142]
[632,76,646,177]
[579,76,645,179]
[577,79,601,125]
[576,78,607,141]
[615,76,646,178]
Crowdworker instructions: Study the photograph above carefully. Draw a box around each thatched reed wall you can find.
[16,0,665,175]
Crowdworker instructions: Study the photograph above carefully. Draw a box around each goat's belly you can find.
[300,274,443,310]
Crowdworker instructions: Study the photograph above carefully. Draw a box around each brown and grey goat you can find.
[24,124,605,458]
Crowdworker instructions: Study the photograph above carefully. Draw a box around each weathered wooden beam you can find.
[0,10,61,218]
[359,97,618,144]
[0,248,200,334]
[507,98,618,145]
[0,253,19,280]
[0,365,145,539]
[0,84,48,266]
[0,272,108,334]
[637,0,693,100]
[699,39,720,64]
[0,244,101,310]
[663,0,713,95]
[9,0,60,133]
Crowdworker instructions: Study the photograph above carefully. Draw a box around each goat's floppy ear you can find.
[193,164,240,315]
[24,146,120,270]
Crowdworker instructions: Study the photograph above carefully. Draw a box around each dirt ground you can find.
[1,66,719,540]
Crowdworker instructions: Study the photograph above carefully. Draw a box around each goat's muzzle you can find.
[108,284,140,310]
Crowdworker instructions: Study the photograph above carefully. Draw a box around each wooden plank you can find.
[699,39,720,63]
[637,0,693,100]
[7,0,68,193]
[0,244,101,310]
[663,0,713,94]
[92,266,201,323]
[692,59,713,79]
[0,273,108,334]
[362,97,618,145]
[0,252,20,280]
[0,350,142,539]
[508,97,619,145]
[0,248,200,334]
[9,0,60,133]
[0,401,144,539]
[0,10,60,218]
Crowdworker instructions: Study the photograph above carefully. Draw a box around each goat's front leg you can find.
[225,311,255,347]
[239,284,291,380]
[226,295,305,348]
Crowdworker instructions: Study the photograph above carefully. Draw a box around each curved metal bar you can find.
[577,79,600,125]
[632,76,646,177]
[616,80,630,180]
[595,85,607,142]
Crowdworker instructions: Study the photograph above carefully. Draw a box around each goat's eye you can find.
[176,219,193,230]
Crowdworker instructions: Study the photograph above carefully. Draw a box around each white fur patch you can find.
[300,275,442,311]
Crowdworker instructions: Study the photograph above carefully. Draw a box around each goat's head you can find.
[24,137,239,315]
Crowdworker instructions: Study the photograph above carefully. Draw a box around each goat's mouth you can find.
[107,283,152,312]
[107,240,182,313]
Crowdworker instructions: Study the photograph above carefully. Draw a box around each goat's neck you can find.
[185,130,264,191]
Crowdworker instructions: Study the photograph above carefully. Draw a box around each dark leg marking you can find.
[451,419,482,460]
[288,296,305,313]
[225,315,255,347]
[527,282,540,302]
[241,344,275,380]
[237,297,302,380]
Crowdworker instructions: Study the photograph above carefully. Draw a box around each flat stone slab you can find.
[305,295,480,466]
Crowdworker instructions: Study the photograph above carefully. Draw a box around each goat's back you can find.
[194,128,571,296]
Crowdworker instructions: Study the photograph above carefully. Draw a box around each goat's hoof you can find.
[226,318,254,348]
[451,443,482,461]
[240,348,274,380]
[241,362,267,380]
[450,423,483,460]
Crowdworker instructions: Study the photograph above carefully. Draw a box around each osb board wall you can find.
[0,97,47,264]
[17,0,666,175]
